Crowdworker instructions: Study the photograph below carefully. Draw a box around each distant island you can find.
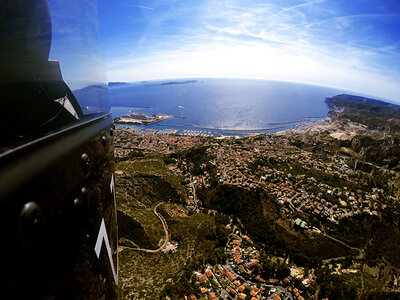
[108,82,129,87]
[108,80,198,89]
[144,80,197,87]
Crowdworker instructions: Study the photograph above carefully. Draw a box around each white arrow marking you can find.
[94,218,118,284]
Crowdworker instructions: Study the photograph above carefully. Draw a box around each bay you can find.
[109,78,346,134]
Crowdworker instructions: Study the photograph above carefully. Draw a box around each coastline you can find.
[183,123,289,132]
[274,117,331,135]
[112,107,330,137]
[114,117,330,137]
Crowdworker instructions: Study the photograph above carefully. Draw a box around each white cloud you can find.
[106,0,400,101]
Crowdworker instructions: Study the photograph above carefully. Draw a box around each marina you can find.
[116,125,219,137]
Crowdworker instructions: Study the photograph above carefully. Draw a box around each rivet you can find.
[101,135,107,147]
[73,198,81,207]
[81,153,90,169]
[81,187,88,199]
[21,202,41,226]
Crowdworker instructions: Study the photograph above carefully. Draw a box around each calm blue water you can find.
[109,78,345,134]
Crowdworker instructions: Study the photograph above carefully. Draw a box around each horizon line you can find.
[107,75,399,104]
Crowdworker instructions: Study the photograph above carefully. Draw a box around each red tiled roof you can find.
[249,259,259,266]
[238,293,246,300]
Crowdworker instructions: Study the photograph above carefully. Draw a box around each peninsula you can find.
[114,112,173,125]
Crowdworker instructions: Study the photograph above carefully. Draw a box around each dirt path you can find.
[124,202,169,253]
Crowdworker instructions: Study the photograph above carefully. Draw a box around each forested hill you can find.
[326,94,400,110]
[325,94,400,133]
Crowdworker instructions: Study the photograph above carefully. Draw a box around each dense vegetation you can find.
[324,204,400,268]
[117,172,183,206]
[198,184,353,268]
[117,210,155,249]
[316,267,358,300]
[159,212,230,300]
[115,149,144,162]
[170,146,216,176]
[248,156,360,191]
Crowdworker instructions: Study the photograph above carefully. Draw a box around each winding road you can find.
[124,202,170,253]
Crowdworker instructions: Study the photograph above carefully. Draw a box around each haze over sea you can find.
[109,78,347,134]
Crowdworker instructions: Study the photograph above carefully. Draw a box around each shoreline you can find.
[267,117,324,126]
[112,107,327,133]
[114,113,329,137]
[183,123,289,132]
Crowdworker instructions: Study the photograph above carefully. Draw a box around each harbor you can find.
[117,126,219,137]
[111,106,327,137]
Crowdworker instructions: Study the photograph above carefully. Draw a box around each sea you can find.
[109,78,346,136]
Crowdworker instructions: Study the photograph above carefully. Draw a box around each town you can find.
[190,223,310,300]
[115,126,395,225]
[114,122,400,299]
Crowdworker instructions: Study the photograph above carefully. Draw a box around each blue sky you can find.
[96,0,400,101]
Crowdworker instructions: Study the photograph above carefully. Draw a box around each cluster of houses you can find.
[114,126,210,155]
[267,173,383,223]
[172,135,392,224]
[187,229,266,300]
[226,230,262,280]
[113,127,400,299]
[225,229,308,300]
[190,258,269,300]
[186,226,313,300]
[115,126,395,225]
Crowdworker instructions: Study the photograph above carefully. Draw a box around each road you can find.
[124,202,170,253]
[322,232,363,258]
[190,174,199,210]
